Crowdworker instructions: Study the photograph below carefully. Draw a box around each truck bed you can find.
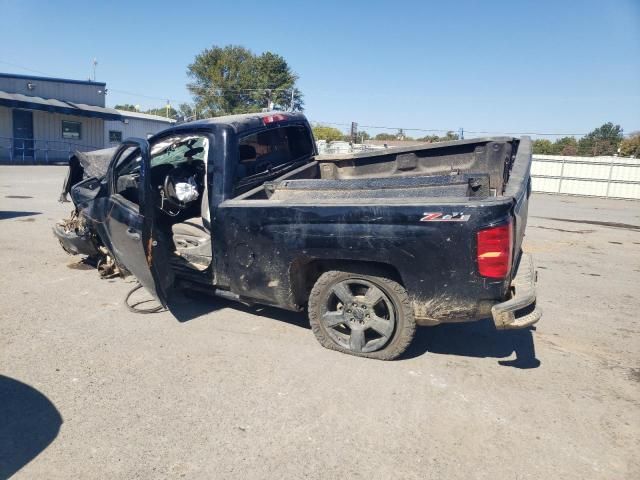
[219,135,532,324]
[267,172,492,201]
[240,137,520,203]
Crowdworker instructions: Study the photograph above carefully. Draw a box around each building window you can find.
[62,121,82,140]
[109,130,123,143]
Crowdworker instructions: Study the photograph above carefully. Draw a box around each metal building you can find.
[0,72,174,163]
[104,110,174,147]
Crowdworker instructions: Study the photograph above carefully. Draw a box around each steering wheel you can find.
[159,166,201,215]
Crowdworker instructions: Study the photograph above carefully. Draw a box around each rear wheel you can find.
[308,269,415,360]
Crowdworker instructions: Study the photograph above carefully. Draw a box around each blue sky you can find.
[1,0,638,138]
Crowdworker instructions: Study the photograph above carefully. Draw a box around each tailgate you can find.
[503,137,533,274]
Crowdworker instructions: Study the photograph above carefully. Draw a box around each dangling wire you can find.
[124,283,166,314]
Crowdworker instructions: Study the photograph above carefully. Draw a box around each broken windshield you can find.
[151,136,207,167]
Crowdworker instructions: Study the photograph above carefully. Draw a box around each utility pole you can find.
[166,100,170,118]
[350,122,358,144]
[92,58,98,81]
[458,127,464,140]
[265,89,272,110]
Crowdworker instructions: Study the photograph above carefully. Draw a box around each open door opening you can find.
[104,139,174,306]
[102,135,212,306]
[148,135,212,273]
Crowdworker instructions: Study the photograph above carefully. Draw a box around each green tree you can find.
[578,122,624,156]
[312,125,345,142]
[358,131,371,142]
[114,104,138,112]
[442,131,459,141]
[374,133,397,141]
[253,52,303,112]
[619,132,640,157]
[532,139,554,154]
[393,129,415,141]
[415,132,458,143]
[187,45,303,117]
[552,136,578,156]
[177,103,197,121]
[416,134,441,143]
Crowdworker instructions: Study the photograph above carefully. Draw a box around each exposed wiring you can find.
[124,283,166,314]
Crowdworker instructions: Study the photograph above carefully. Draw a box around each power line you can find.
[314,121,452,133]
[1,59,635,137]
[105,88,190,104]
[0,59,183,103]
[0,59,276,105]
[0,60,51,76]
[1,58,296,98]
[464,130,589,136]
[311,121,594,137]
[191,86,294,92]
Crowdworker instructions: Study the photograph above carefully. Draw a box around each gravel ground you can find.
[1,166,638,479]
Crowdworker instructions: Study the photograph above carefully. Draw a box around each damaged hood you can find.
[60,147,117,202]
[74,147,118,180]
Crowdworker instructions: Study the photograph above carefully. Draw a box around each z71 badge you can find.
[420,212,470,222]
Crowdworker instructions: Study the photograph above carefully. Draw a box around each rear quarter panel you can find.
[216,198,514,323]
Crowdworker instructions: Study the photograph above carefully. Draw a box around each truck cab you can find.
[68,113,314,304]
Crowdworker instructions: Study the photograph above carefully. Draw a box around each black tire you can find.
[308,268,416,360]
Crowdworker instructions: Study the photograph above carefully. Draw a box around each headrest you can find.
[239,144,257,162]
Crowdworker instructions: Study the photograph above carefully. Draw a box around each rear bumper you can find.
[491,253,542,329]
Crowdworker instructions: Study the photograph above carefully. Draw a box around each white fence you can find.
[531,154,640,200]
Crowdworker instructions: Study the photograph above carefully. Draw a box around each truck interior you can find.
[232,125,317,196]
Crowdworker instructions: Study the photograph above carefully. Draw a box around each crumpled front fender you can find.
[53,213,100,257]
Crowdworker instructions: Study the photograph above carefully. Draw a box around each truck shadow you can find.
[404,319,541,368]
[0,375,62,478]
[168,294,311,330]
[168,296,539,368]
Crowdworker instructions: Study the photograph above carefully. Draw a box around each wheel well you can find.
[290,258,404,307]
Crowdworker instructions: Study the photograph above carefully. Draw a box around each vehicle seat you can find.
[171,217,211,270]
[170,168,212,270]
[171,176,211,249]
[172,217,207,246]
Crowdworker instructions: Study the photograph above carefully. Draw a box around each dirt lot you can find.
[1,166,639,479]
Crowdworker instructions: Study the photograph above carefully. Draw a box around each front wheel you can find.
[308,269,416,360]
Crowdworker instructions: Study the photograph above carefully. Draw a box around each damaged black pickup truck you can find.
[54,111,540,360]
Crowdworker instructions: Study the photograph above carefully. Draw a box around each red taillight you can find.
[476,222,513,279]
[262,113,288,125]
